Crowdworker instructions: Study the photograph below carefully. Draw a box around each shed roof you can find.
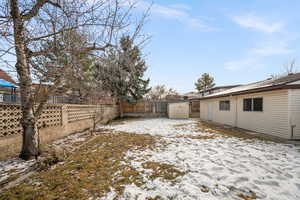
[194,73,300,100]
[0,69,17,85]
[0,79,18,88]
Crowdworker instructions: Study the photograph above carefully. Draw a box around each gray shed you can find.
[168,102,189,119]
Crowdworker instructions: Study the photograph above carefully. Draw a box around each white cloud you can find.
[225,58,259,71]
[169,4,192,11]
[232,14,284,33]
[225,39,293,71]
[226,13,292,71]
[125,0,214,31]
[250,41,292,57]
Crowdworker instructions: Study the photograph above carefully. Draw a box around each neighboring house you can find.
[199,85,240,97]
[198,73,300,140]
[183,92,200,99]
[0,69,19,103]
[165,94,186,101]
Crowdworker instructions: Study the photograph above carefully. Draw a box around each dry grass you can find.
[142,161,186,181]
[237,193,257,200]
[0,150,19,162]
[0,131,163,200]
[197,121,268,141]
[107,117,144,126]
[176,135,217,140]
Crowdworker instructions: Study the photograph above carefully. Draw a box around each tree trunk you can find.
[10,0,38,160]
[20,116,38,160]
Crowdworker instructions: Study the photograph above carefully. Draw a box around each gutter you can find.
[192,84,300,101]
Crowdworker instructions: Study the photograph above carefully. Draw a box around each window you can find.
[253,98,263,111]
[243,98,252,111]
[243,98,263,112]
[219,100,230,111]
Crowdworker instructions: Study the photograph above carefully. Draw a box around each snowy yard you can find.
[1,118,300,200]
[101,118,300,200]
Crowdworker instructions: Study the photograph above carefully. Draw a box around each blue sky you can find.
[138,0,300,93]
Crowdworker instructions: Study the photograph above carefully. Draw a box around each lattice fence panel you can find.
[0,104,22,137]
[37,105,62,128]
[0,104,62,138]
[67,105,104,123]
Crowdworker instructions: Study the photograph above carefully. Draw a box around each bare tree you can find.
[146,85,178,100]
[283,58,298,75]
[0,0,140,160]
[271,58,299,79]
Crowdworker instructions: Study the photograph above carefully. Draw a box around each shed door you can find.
[207,103,213,121]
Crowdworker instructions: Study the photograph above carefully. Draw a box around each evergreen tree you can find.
[95,36,150,101]
[195,73,215,92]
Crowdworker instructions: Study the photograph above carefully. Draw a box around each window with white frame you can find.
[219,100,230,111]
[243,97,263,112]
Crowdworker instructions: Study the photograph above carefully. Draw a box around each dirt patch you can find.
[0,131,163,200]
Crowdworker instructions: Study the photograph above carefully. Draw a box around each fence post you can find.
[152,102,156,114]
[61,105,68,126]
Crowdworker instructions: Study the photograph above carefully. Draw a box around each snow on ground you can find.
[0,130,89,185]
[0,158,35,183]
[101,118,300,200]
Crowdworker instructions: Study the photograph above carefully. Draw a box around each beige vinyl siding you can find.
[168,102,189,119]
[200,89,291,139]
[200,100,208,120]
[288,89,300,139]
[200,97,237,126]
[236,90,289,139]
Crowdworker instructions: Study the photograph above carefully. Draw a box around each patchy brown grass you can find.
[197,121,268,141]
[107,117,144,126]
[173,123,194,128]
[0,150,19,162]
[0,131,164,200]
[146,196,163,200]
[176,135,217,140]
[142,161,186,181]
[237,193,257,200]
[0,174,21,189]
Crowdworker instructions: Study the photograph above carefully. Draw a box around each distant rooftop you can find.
[199,85,241,93]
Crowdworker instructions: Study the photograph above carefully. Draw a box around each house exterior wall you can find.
[200,89,292,139]
[200,96,237,126]
[288,89,300,139]
[168,102,189,119]
[236,90,289,139]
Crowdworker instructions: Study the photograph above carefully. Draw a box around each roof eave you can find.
[196,84,300,100]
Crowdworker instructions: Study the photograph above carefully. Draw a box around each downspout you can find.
[235,95,238,127]
[291,125,296,140]
[288,89,296,140]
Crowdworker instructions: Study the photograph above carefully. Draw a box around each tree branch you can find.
[22,0,61,21]
[29,43,112,57]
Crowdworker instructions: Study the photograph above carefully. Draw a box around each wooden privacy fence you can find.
[189,100,200,118]
[0,103,118,138]
[122,100,168,117]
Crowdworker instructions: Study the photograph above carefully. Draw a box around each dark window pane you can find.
[253,98,263,111]
[219,100,230,111]
[243,98,252,111]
